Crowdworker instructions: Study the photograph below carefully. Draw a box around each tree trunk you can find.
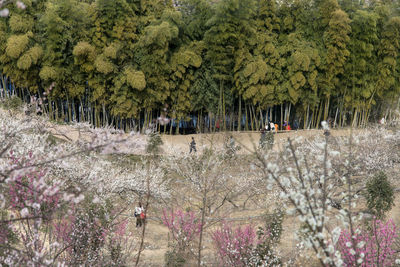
[0,76,4,99]
[316,101,324,129]
[238,95,242,131]
[103,109,107,126]
[197,111,201,133]
[143,110,148,133]
[230,103,234,131]
[222,86,226,131]
[304,104,309,129]
[323,96,330,121]
[134,163,152,267]
[334,107,339,128]
[79,97,84,122]
[249,104,254,131]
[21,87,25,103]
[209,112,212,133]
[271,107,274,125]
[352,107,358,128]
[176,119,180,135]
[245,105,248,131]
[197,194,207,267]
[260,109,264,130]
[252,105,258,130]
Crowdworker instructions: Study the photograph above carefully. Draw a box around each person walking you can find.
[189,137,197,153]
[135,202,145,227]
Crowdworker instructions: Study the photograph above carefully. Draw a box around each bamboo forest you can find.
[0,0,399,133]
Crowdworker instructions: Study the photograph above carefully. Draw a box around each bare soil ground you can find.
[159,129,356,155]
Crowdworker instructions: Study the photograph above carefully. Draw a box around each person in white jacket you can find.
[270,121,275,132]
[135,202,145,227]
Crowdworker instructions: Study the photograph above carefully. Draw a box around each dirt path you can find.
[160,128,355,155]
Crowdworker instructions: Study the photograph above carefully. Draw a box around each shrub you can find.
[259,131,274,150]
[0,95,23,111]
[365,171,395,219]
[164,248,186,267]
[254,209,283,266]
[146,132,163,154]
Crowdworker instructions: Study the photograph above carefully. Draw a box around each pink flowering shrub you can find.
[8,165,61,221]
[162,209,202,253]
[337,219,397,266]
[0,153,79,265]
[212,223,260,267]
[1,152,134,266]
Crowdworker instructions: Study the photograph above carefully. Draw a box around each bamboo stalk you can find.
[351,107,358,127]
[315,101,323,128]
[333,107,339,128]
[238,95,242,131]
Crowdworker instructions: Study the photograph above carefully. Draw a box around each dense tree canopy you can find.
[0,0,399,132]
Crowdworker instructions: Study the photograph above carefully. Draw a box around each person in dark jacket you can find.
[190,137,197,153]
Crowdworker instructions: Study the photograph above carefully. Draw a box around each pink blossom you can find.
[162,208,202,252]
[337,219,397,266]
[212,223,261,267]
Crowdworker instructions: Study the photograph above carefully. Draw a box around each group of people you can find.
[264,121,279,132]
[189,120,300,154]
[189,136,240,156]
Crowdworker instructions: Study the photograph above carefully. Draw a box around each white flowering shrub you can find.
[0,110,154,266]
[254,125,400,266]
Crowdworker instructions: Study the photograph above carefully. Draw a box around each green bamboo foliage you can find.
[205,0,256,83]
[39,0,91,100]
[0,0,398,130]
[233,0,282,108]
[204,0,256,129]
[190,62,219,114]
[0,0,47,93]
[169,43,203,120]
[136,9,180,111]
[376,16,400,100]
[89,0,144,119]
[321,8,351,120]
[342,10,379,113]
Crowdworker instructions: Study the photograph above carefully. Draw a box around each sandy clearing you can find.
[159,128,355,155]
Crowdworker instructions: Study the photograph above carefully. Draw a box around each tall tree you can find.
[0,0,47,93]
[321,8,351,121]
[74,0,145,124]
[376,16,400,115]
[39,0,92,120]
[233,0,282,112]
[204,0,256,129]
[136,9,181,113]
[341,10,379,126]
